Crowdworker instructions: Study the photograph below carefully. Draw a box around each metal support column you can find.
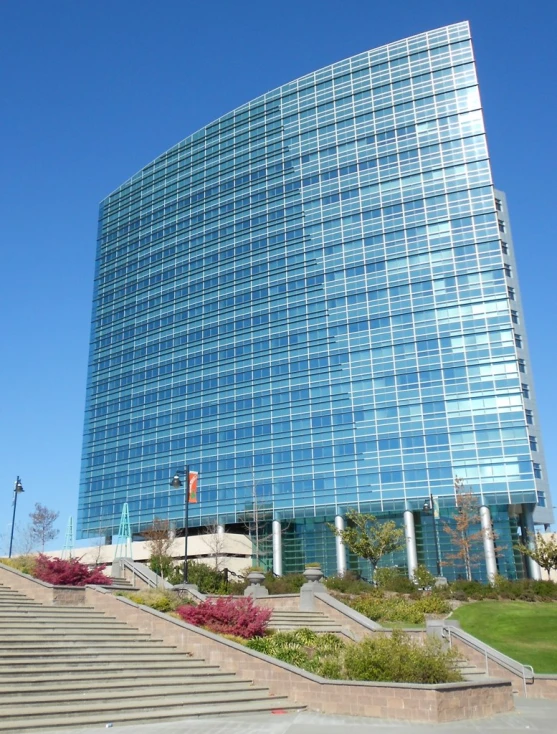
[335,514,347,575]
[272,519,282,576]
[522,504,542,580]
[403,510,418,581]
[479,505,497,584]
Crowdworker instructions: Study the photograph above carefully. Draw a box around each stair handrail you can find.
[443,623,534,695]
[113,558,173,590]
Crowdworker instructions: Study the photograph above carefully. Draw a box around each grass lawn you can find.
[451,601,557,673]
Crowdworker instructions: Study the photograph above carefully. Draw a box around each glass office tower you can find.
[79,22,551,581]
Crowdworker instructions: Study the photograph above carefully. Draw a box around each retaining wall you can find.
[0,564,518,719]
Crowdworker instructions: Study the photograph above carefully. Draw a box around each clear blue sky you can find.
[1,0,556,550]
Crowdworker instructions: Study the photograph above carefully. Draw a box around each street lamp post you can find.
[422,493,442,577]
[170,466,190,584]
[9,477,24,558]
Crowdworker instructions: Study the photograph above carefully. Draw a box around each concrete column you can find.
[335,514,347,575]
[272,519,282,576]
[479,505,497,584]
[403,510,418,581]
[216,524,225,535]
[522,505,542,580]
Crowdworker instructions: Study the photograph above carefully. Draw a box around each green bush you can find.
[349,593,450,625]
[412,596,451,615]
[264,572,306,594]
[531,581,557,599]
[430,578,557,603]
[325,571,375,595]
[0,555,38,576]
[148,554,177,581]
[374,567,415,593]
[121,589,185,612]
[413,564,436,589]
[149,559,230,594]
[247,629,347,676]
[343,630,461,684]
[187,562,230,594]
[448,580,498,600]
[247,629,460,684]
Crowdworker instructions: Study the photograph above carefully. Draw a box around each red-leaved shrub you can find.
[33,554,112,586]
[177,596,271,639]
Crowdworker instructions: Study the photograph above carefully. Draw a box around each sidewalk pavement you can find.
[59,697,557,734]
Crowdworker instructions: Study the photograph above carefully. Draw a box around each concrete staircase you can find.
[269,610,344,634]
[0,581,299,731]
[452,657,489,682]
[104,574,139,591]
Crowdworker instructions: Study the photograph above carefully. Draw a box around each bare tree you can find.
[29,504,60,552]
[90,526,110,566]
[143,518,174,580]
[236,468,274,569]
[203,521,227,571]
[442,478,484,581]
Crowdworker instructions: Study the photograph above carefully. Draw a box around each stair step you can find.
[0,631,155,639]
[0,650,192,661]
[0,673,241,690]
[0,636,163,645]
[269,624,342,632]
[0,627,146,635]
[0,684,270,708]
[0,609,109,615]
[0,697,299,731]
[0,690,291,720]
[271,613,326,618]
[0,660,219,674]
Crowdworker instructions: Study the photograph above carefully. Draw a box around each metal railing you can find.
[112,558,173,590]
[443,624,534,696]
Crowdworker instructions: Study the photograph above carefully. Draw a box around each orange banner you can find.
[188,471,198,503]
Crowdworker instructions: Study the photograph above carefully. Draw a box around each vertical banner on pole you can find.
[188,471,198,503]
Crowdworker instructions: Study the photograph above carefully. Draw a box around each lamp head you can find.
[14,476,24,493]
[170,473,182,489]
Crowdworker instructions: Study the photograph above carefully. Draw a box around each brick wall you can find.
[0,564,53,603]
[529,677,557,700]
[255,595,300,611]
[52,587,87,605]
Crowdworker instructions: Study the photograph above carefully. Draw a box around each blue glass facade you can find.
[79,22,551,579]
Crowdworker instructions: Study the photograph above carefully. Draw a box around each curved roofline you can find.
[100,20,470,205]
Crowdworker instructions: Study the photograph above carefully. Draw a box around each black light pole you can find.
[170,466,190,584]
[423,493,442,577]
[9,476,24,558]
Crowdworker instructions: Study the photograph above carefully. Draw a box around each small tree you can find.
[515,533,557,580]
[442,477,484,581]
[329,509,405,581]
[143,518,174,581]
[29,504,60,552]
[204,521,227,571]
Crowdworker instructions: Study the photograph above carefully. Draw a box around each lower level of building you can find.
[240,501,542,582]
[90,500,542,583]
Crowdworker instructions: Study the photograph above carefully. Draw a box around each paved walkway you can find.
[60,697,557,733]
